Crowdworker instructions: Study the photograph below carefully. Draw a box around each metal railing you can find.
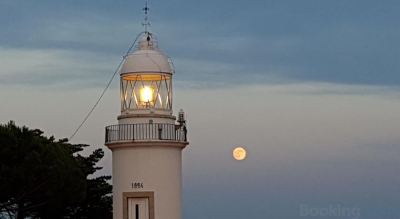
[105,123,187,144]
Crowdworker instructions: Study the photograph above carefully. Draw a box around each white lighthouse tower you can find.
[105,9,188,219]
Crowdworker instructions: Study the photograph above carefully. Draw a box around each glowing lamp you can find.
[140,86,154,103]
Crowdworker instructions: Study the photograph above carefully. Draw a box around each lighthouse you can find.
[105,17,188,219]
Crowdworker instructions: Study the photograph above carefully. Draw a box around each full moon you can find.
[233,147,247,160]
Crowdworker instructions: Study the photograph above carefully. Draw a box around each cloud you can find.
[0,47,120,87]
[2,1,400,88]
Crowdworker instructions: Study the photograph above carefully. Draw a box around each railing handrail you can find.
[105,123,187,144]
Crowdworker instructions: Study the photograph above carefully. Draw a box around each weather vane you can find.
[142,0,150,33]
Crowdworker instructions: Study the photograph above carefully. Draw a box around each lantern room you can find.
[120,33,174,114]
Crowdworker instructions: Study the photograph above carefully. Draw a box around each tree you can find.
[66,145,112,218]
[0,121,112,218]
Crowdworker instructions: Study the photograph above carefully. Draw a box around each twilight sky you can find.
[1,1,400,218]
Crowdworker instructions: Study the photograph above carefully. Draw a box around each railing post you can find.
[118,125,121,141]
[158,124,162,140]
[184,125,187,142]
[105,127,108,143]
[132,124,135,141]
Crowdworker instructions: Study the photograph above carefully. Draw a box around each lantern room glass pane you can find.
[121,73,172,111]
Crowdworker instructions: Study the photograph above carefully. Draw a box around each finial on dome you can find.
[142,0,151,33]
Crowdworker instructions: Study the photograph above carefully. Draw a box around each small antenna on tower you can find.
[142,0,151,33]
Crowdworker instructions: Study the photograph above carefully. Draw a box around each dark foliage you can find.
[0,121,112,219]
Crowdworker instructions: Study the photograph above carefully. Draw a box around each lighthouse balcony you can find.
[105,123,187,144]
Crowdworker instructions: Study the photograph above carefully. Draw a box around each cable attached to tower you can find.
[69,32,145,140]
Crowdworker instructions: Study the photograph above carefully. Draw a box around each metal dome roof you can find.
[120,33,174,75]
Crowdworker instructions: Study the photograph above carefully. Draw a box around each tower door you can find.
[128,198,149,219]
